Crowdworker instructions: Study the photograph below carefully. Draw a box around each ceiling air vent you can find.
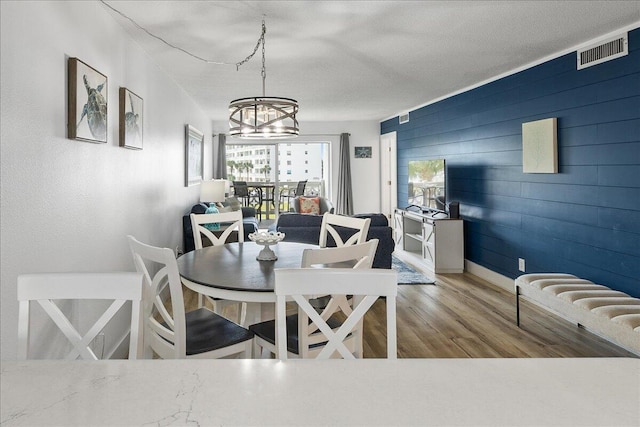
[399,112,410,124]
[577,32,628,70]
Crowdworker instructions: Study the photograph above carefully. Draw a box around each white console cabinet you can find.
[395,209,464,274]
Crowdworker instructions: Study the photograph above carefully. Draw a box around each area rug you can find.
[392,255,435,285]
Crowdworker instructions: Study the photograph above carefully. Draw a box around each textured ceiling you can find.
[102,1,640,122]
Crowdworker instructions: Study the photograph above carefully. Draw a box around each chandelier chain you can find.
[100,0,267,70]
[236,18,267,72]
[261,20,267,96]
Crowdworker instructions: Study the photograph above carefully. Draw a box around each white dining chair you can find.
[319,212,371,248]
[301,239,378,270]
[127,235,253,359]
[190,210,247,324]
[17,272,143,360]
[274,268,397,360]
[190,210,244,249]
[249,240,380,359]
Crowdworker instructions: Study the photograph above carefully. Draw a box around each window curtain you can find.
[214,133,227,179]
[336,132,353,215]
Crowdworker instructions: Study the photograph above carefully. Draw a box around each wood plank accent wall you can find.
[381,28,640,298]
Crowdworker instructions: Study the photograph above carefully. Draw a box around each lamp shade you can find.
[200,180,227,203]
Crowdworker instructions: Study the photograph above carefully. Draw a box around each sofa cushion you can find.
[277,212,324,228]
[298,196,321,214]
[191,203,209,215]
[354,213,389,227]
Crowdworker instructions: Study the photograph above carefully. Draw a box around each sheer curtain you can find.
[214,134,227,179]
[336,132,353,215]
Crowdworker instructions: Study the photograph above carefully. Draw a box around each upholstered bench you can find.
[515,273,640,355]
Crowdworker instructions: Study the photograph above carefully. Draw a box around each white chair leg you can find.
[253,339,262,359]
[198,293,205,308]
[243,340,253,359]
[239,302,247,326]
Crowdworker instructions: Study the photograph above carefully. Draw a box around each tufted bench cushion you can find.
[515,273,640,355]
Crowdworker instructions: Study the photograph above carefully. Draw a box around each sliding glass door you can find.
[226,142,330,219]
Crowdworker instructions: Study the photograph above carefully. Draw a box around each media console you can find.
[394,208,464,274]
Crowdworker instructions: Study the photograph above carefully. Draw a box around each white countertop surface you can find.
[2,358,639,426]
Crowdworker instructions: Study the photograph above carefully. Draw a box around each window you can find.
[226,142,330,207]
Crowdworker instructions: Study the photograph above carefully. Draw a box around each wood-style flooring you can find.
[363,267,636,358]
[184,262,637,359]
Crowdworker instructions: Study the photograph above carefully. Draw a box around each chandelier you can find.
[229,19,299,139]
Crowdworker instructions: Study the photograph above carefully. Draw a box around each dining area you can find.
[3,206,639,426]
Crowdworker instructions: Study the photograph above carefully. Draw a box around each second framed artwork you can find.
[119,87,143,149]
[185,124,204,187]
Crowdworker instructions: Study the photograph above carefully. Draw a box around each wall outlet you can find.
[518,258,526,272]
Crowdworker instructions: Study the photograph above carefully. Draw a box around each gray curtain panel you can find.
[336,132,353,215]
[214,133,228,179]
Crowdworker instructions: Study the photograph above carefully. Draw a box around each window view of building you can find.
[226,142,330,214]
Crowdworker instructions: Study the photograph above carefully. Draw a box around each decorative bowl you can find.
[248,231,285,261]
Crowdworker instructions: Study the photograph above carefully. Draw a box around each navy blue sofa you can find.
[271,212,394,269]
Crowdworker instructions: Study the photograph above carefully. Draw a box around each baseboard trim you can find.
[464,260,514,293]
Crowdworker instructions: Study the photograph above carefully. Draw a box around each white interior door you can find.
[380,132,397,221]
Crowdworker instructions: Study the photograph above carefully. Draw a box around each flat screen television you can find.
[407,159,446,211]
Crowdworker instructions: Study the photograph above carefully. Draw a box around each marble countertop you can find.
[2,358,639,426]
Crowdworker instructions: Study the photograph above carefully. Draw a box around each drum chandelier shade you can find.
[229,19,299,139]
[229,97,299,139]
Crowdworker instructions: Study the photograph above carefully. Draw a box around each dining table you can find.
[177,241,317,324]
[2,357,638,426]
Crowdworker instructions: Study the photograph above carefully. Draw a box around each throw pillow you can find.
[299,196,321,215]
[217,206,233,213]
[203,205,220,231]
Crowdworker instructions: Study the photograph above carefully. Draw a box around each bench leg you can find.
[516,285,521,327]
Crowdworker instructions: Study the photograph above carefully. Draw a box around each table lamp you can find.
[200,179,227,206]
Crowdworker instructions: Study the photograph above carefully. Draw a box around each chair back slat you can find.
[127,235,187,358]
[274,268,397,360]
[319,213,371,248]
[190,211,244,249]
[17,272,143,360]
[301,239,378,268]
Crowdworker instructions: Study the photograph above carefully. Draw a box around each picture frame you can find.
[522,117,558,173]
[185,124,204,187]
[354,146,372,159]
[68,57,107,143]
[119,87,143,150]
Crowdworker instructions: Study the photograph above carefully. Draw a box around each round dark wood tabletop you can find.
[177,242,316,292]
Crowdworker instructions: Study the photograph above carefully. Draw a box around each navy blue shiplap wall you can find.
[382,28,640,297]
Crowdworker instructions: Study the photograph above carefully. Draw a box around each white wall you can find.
[0,1,211,359]
[213,120,382,213]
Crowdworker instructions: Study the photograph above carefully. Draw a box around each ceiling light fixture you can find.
[229,19,299,139]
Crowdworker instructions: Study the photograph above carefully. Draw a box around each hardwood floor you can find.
[363,270,636,358]
[184,266,637,359]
